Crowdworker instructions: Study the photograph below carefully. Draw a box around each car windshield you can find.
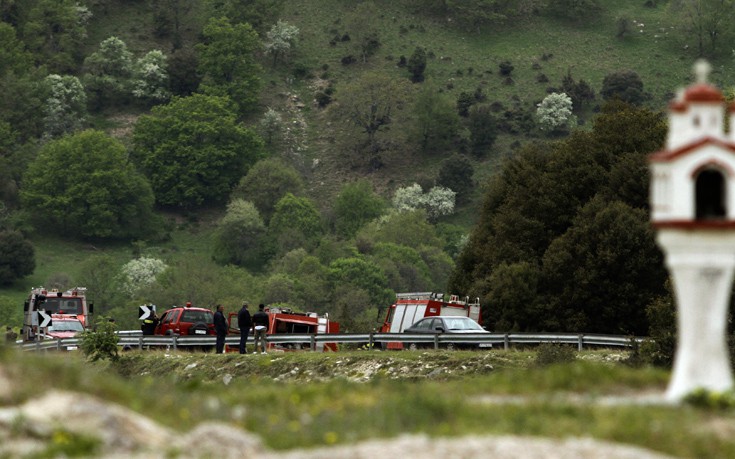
[48,321,84,332]
[444,318,484,331]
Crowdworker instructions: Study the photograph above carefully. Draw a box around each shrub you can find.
[535,343,576,366]
[499,61,514,76]
[79,317,119,363]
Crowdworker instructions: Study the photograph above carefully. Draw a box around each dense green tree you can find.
[357,209,444,251]
[197,17,262,115]
[541,198,665,334]
[0,230,34,285]
[212,199,267,269]
[168,47,201,96]
[76,254,121,316]
[132,94,265,207]
[21,0,90,73]
[333,180,386,238]
[336,72,411,155]
[413,84,460,153]
[269,193,323,255]
[467,104,497,157]
[601,70,646,106]
[437,153,475,205]
[231,158,303,223]
[204,0,284,34]
[328,256,393,309]
[407,47,427,83]
[21,130,158,240]
[368,242,433,292]
[449,102,667,333]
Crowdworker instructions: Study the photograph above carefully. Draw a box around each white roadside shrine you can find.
[650,60,735,401]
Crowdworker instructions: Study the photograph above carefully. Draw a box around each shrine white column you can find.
[657,230,735,401]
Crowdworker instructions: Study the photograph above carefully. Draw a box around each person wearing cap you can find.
[213,304,228,354]
[237,302,252,354]
[185,301,192,308]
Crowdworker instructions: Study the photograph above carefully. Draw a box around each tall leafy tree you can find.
[231,158,304,223]
[83,37,134,109]
[264,20,299,66]
[212,199,267,269]
[133,94,265,208]
[413,84,460,153]
[268,193,323,254]
[21,130,158,240]
[450,102,667,333]
[197,17,262,115]
[333,180,386,238]
[336,71,411,156]
[21,0,90,73]
[42,74,87,138]
[204,0,284,34]
[0,230,34,285]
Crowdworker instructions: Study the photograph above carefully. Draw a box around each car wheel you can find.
[445,342,456,351]
[408,342,419,351]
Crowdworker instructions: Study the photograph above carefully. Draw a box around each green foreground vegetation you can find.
[2,346,735,458]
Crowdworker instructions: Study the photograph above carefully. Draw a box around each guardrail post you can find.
[434,334,439,350]
[368,333,374,350]
[310,334,316,352]
[172,335,178,352]
[56,339,61,351]
[138,336,144,350]
[578,334,583,351]
[504,333,509,351]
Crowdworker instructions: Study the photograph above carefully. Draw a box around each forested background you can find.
[1,0,734,338]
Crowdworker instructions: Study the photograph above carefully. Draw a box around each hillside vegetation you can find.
[1,0,733,338]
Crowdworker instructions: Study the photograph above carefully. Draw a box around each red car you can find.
[155,307,216,336]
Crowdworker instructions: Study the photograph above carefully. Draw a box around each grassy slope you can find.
[2,1,732,323]
[4,347,735,457]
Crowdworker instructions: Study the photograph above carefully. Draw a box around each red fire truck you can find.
[22,287,93,342]
[380,292,482,350]
[228,306,339,352]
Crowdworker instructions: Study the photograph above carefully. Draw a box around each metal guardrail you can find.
[15,332,644,352]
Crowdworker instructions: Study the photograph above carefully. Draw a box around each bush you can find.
[79,317,119,363]
[535,343,576,366]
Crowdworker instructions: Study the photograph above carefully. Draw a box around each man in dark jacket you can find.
[213,304,228,354]
[252,304,269,354]
[237,302,252,354]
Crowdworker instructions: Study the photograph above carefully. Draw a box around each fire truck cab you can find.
[380,292,481,350]
[22,287,93,342]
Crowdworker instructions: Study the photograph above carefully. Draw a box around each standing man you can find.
[237,302,252,354]
[213,304,228,354]
[252,304,269,354]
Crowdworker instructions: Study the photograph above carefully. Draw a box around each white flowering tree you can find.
[264,20,299,66]
[536,92,575,132]
[131,50,170,104]
[120,257,168,298]
[392,183,456,221]
[43,74,87,138]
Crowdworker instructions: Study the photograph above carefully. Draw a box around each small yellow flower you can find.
[324,431,338,444]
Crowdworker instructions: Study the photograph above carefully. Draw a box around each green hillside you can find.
[1,0,731,332]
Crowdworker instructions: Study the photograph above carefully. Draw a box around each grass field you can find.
[3,346,735,457]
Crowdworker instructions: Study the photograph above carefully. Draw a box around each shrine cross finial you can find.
[694,59,711,84]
